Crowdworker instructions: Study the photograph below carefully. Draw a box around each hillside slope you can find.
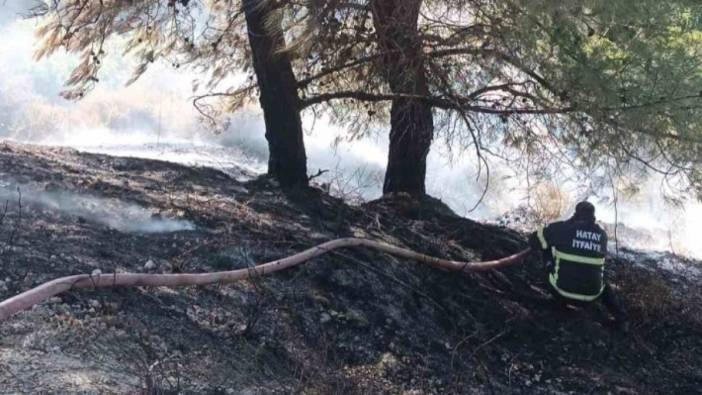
[0,142,700,394]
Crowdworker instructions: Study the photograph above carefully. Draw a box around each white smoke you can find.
[0,180,195,234]
[0,4,699,257]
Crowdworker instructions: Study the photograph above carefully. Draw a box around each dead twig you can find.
[1,189,21,259]
[450,328,481,370]
[0,199,9,228]
[307,168,329,182]
[239,258,271,337]
[469,326,511,357]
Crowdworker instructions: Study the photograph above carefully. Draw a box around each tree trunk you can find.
[243,0,308,188]
[371,0,433,195]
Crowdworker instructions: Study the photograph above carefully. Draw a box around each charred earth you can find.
[0,142,700,394]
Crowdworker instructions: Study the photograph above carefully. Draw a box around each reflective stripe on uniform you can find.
[553,250,605,266]
[550,247,559,283]
[548,247,605,302]
[548,272,603,301]
[537,227,548,250]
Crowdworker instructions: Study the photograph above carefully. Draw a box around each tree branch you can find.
[300,89,576,114]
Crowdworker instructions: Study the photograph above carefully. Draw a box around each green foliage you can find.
[33,0,255,113]
[505,0,702,197]
[31,0,702,199]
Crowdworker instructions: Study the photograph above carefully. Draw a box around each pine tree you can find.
[32,0,702,201]
[292,0,702,200]
[33,0,309,188]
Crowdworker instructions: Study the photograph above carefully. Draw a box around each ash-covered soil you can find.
[0,142,700,394]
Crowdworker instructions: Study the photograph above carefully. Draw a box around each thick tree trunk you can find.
[243,0,308,188]
[371,0,433,195]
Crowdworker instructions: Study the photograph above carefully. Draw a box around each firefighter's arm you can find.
[528,231,543,251]
[532,224,553,252]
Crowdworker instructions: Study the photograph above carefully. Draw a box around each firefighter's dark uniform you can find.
[529,213,627,324]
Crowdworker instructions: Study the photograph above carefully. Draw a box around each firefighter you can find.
[529,201,628,330]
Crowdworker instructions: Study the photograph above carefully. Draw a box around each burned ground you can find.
[0,142,700,394]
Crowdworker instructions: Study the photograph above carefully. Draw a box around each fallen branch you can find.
[0,238,531,322]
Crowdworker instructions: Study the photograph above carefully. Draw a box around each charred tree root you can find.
[0,238,531,322]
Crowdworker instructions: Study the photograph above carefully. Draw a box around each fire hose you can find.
[0,238,531,322]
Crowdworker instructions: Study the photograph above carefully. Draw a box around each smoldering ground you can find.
[0,179,194,234]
